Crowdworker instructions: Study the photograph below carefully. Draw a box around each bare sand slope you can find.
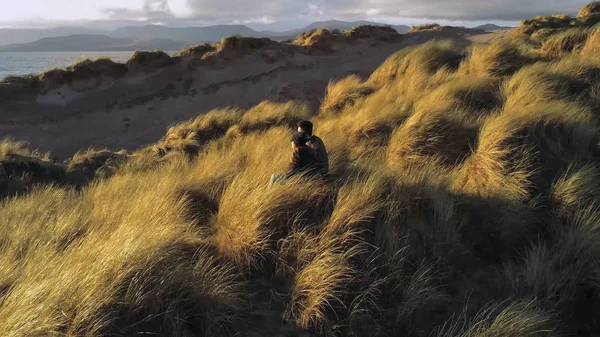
[467,29,514,44]
[0,29,506,158]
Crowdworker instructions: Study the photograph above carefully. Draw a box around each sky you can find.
[0,0,593,30]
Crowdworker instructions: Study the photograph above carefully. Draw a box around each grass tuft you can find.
[540,28,590,58]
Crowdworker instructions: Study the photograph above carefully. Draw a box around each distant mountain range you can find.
[111,24,260,43]
[0,27,102,46]
[0,35,190,52]
[0,21,411,47]
[0,21,512,52]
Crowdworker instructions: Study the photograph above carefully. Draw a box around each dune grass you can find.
[435,301,555,337]
[578,2,600,18]
[464,38,538,77]
[540,28,590,58]
[582,25,600,58]
[4,2,600,337]
[0,138,49,161]
[320,75,378,117]
[408,24,453,33]
[237,100,310,133]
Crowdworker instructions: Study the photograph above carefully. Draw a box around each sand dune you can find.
[0,28,505,158]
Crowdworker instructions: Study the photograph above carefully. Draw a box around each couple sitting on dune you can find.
[269,120,329,187]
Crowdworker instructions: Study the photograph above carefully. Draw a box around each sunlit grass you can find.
[3,3,600,336]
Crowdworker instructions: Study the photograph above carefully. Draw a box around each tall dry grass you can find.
[540,28,590,58]
[582,25,600,58]
[4,3,600,336]
[0,138,50,161]
[320,75,378,117]
[0,162,246,336]
[435,301,555,337]
[465,39,537,77]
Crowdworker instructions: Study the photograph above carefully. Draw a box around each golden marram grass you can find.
[3,3,600,336]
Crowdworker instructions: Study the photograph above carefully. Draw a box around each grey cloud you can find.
[185,0,304,19]
[388,0,591,20]
[103,0,592,25]
[184,0,590,21]
[143,0,174,18]
[105,0,174,20]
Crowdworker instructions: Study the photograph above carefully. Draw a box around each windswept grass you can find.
[578,2,600,18]
[409,24,453,33]
[540,28,590,58]
[516,8,600,38]
[436,301,555,337]
[0,163,246,336]
[343,25,400,41]
[4,3,600,337]
[157,107,243,156]
[176,43,216,57]
[127,50,175,72]
[370,40,464,85]
[320,75,378,117]
[465,39,537,77]
[214,172,331,269]
[515,14,574,36]
[238,100,310,133]
[0,138,48,161]
[294,28,343,53]
[552,164,600,211]
[582,25,600,58]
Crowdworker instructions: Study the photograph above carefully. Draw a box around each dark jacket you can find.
[307,135,329,173]
[286,145,323,178]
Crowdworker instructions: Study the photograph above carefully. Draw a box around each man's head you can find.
[297,120,313,136]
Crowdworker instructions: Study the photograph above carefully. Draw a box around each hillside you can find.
[2,3,600,336]
[264,20,410,38]
[0,34,189,52]
[0,25,489,158]
[301,20,410,33]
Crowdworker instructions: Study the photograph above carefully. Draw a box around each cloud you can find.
[366,9,381,16]
[387,0,591,20]
[243,16,278,24]
[105,0,174,21]
[99,0,590,26]
[143,0,174,17]
[184,0,300,19]
[184,0,589,21]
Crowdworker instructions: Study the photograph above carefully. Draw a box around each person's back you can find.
[297,120,329,174]
[307,135,329,174]
[286,144,321,179]
[270,132,322,187]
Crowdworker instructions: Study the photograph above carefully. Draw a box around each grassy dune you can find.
[3,3,600,336]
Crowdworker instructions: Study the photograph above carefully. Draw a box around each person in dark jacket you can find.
[297,120,329,174]
[269,132,322,187]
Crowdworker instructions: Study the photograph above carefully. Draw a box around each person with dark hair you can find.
[269,132,322,187]
[297,120,329,174]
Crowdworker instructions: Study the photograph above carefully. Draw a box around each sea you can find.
[0,51,140,80]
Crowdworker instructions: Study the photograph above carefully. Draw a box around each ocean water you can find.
[0,51,138,80]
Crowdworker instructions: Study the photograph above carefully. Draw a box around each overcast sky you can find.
[0,0,592,30]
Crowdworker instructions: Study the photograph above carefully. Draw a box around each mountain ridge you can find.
[0,21,511,53]
[0,34,189,52]
[0,20,412,48]
[111,24,261,43]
